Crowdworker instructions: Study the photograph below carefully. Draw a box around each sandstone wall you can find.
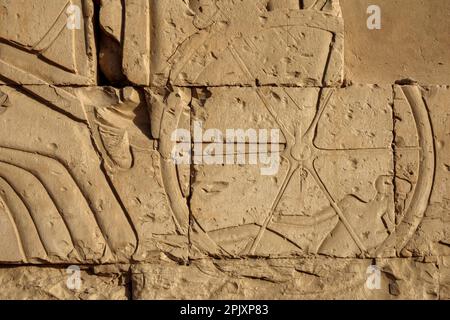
[0,0,448,299]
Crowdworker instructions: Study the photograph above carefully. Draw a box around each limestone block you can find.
[0,0,97,85]
[131,258,439,300]
[0,0,448,301]
[189,85,396,258]
[98,0,343,86]
[99,0,124,84]
[0,85,188,264]
[0,266,128,300]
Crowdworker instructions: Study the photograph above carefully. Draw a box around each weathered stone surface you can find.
[440,256,450,299]
[0,0,449,301]
[399,86,450,258]
[131,258,439,300]
[341,0,450,85]
[151,0,343,87]
[190,85,396,258]
[0,0,97,85]
[0,265,129,300]
[0,85,187,264]
[97,0,343,86]
[83,86,189,262]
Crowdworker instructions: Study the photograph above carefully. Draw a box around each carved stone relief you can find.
[0,0,448,300]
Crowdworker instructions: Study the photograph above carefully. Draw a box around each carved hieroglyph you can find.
[0,0,449,300]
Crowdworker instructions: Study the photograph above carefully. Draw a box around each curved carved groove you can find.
[376,86,435,256]
[0,187,26,262]
[0,162,75,260]
[0,60,87,122]
[0,147,111,261]
[0,146,136,259]
[0,44,90,86]
[166,7,341,86]
[0,177,46,261]
[33,0,79,73]
[160,159,190,234]
[157,90,191,235]
[190,217,233,257]
[32,0,70,51]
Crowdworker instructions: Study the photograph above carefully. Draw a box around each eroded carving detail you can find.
[153,85,436,259]
[0,86,137,263]
[0,0,96,85]
[0,0,448,301]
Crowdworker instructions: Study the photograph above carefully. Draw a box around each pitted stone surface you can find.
[0,0,448,300]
